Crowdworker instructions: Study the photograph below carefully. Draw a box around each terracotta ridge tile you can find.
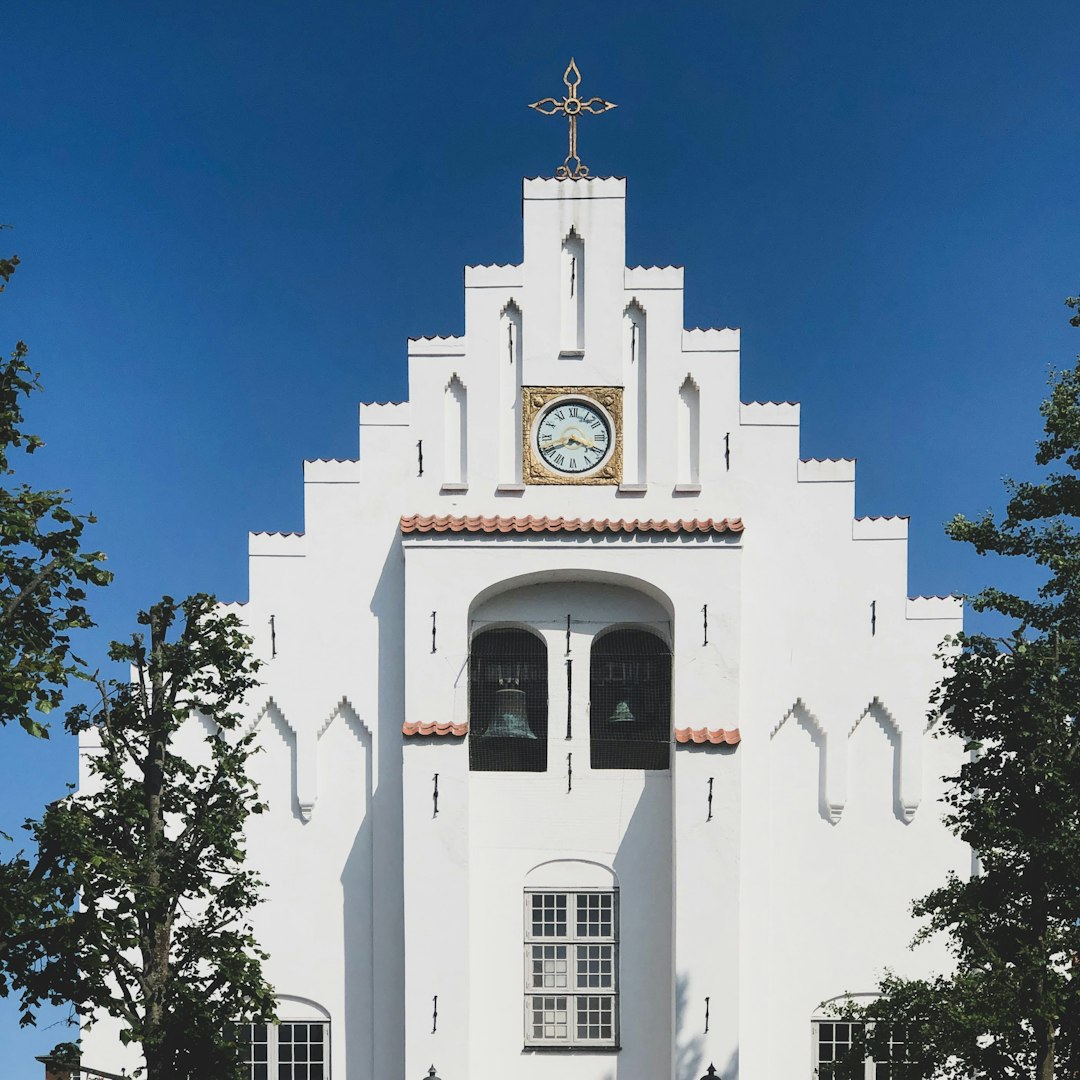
[402,720,469,738]
[674,727,741,746]
[400,514,744,537]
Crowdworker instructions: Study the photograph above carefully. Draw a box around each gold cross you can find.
[529,59,617,179]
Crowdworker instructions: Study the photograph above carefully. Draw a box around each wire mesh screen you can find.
[590,629,671,770]
[469,628,548,771]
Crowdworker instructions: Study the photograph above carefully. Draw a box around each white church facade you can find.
[81,166,969,1078]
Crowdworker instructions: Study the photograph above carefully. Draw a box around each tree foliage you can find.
[0,247,111,736]
[0,595,276,1079]
[824,308,1080,1079]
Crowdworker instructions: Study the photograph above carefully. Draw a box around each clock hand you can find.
[540,434,572,449]
[566,433,597,449]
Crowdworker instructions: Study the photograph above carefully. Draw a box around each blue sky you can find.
[2,0,1078,1071]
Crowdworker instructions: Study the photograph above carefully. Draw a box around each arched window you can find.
[239,997,331,1080]
[590,629,671,770]
[469,627,548,772]
[812,996,909,1078]
[524,861,619,1049]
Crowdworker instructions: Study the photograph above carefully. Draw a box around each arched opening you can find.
[469,626,548,772]
[590,628,671,770]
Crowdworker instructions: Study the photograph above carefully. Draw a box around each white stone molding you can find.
[247,697,302,818]
[773,698,847,823]
[852,698,922,823]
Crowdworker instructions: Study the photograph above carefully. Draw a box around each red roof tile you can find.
[674,727,741,746]
[400,514,744,536]
[403,720,468,738]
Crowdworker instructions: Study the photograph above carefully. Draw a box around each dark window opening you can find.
[469,628,548,772]
[589,629,671,770]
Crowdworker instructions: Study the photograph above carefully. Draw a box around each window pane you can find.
[576,893,613,937]
[575,995,614,1041]
[531,944,568,988]
[273,1021,329,1080]
[531,893,567,937]
[530,995,569,1040]
[816,1020,863,1079]
[576,944,614,988]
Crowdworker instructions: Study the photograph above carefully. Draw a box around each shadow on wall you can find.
[361,532,407,1079]
[339,705,375,1080]
[611,771,676,1079]
[674,972,704,1080]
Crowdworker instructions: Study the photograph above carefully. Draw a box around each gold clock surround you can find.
[523,386,623,486]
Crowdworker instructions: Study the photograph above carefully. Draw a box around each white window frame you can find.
[523,886,619,1049]
[240,1019,331,1080]
[812,1019,906,1079]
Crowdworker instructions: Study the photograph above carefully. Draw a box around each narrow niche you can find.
[678,375,700,487]
[623,303,647,485]
[500,302,523,484]
[560,228,585,355]
[443,374,467,489]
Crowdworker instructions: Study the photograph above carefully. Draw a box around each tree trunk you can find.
[142,610,172,1080]
[1035,1017,1055,1080]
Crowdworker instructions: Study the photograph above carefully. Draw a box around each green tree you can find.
[2,594,276,1079]
[825,305,1080,1080]
[1,246,111,736]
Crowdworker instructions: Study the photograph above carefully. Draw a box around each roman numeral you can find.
[553,409,565,421]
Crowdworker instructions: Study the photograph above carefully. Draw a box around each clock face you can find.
[535,398,613,475]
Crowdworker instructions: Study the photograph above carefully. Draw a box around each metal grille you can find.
[524,889,618,1048]
[589,629,671,770]
[469,628,548,771]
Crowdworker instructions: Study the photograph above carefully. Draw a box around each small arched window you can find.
[590,629,671,770]
[239,997,330,1080]
[524,861,618,1049]
[469,627,548,772]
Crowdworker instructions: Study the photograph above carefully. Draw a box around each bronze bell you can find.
[484,684,538,739]
[608,699,636,723]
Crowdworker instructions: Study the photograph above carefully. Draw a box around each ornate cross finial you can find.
[529,58,617,179]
